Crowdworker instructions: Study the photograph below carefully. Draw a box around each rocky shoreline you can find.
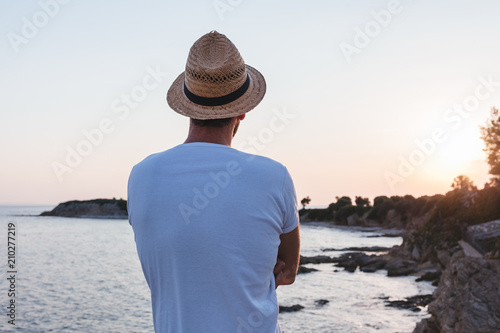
[41,197,500,331]
[40,199,127,219]
[298,203,500,332]
[297,244,439,313]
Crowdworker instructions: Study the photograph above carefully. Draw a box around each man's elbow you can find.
[281,267,298,285]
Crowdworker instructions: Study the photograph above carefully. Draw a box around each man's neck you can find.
[184,135,232,146]
[184,122,236,147]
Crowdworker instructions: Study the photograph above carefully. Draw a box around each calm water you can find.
[0,206,434,332]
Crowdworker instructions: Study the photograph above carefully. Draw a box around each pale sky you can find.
[1,0,500,206]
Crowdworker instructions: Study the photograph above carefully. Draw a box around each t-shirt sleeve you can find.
[127,165,136,226]
[281,167,299,234]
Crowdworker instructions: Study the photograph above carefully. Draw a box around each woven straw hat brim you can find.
[167,65,266,120]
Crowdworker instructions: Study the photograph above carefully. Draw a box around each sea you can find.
[0,206,435,333]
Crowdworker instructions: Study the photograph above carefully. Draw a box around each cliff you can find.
[40,199,128,219]
[414,249,500,333]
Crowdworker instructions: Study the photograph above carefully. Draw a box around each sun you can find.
[431,134,485,178]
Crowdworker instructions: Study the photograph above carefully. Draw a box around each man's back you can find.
[128,142,299,332]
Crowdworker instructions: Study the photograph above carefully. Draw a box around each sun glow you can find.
[431,135,486,180]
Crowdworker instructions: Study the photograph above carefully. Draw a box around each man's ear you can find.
[237,114,246,121]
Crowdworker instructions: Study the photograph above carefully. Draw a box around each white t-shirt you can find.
[128,142,299,333]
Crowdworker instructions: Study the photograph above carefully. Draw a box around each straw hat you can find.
[167,31,266,120]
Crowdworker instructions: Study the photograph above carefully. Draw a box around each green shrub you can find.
[328,196,352,212]
[335,205,358,223]
[305,208,334,222]
[367,197,395,221]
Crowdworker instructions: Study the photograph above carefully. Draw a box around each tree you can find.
[300,196,311,210]
[328,196,352,212]
[355,196,370,207]
[373,196,389,207]
[480,107,500,177]
[451,175,477,192]
[451,175,478,208]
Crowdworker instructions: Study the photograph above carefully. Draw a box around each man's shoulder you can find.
[239,152,285,169]
[129,148,175,177]
[132,144,185,168]
[232,151,290,181]
[131,151,162,169]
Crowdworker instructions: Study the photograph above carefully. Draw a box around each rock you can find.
[314,299,329,307]
[334,253,363,271]
[385,258,417,277]
[354,254,373,266]
[436,250,452,268]
[417,260,436,271]
[359,265,377,273]
[366,231,404,238]
[465,220,500,254]
[40,199,128,219]
[385,209,405,229]
[322,246,391,252]
[422,248,437,264]
[335,252,388,273]
[415,271,441,283]
[413,317,440,333]
[413,250,500,332]
[458,240,483,258]
[279,304,304,313]
[347,214,360,226]
[299,211,310,223]
[360,257,387,273]
[321,248,337,252]
[388,244,405,257]
[385,294,433,312]
[335,252,365,265]
[297,266,318,274]
[344,260,357,272]
[299,255,337,265]
[412,246,421,261]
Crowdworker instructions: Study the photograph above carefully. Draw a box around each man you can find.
[128,31,300,333]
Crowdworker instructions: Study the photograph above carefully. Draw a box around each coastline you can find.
[40,199,127,219]
[35,197,500,331]
[2,208,431,332]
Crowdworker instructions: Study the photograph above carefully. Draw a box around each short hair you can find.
[191,117,233,128]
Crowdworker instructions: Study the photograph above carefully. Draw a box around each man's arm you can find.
[275,225,300,287]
